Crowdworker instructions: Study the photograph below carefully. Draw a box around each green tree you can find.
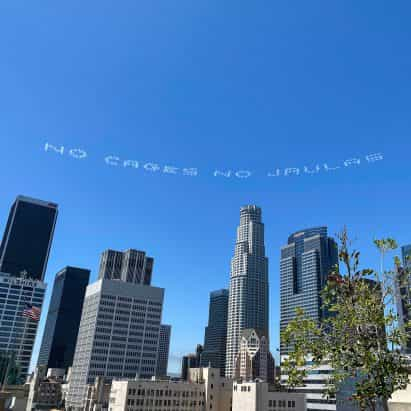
[281,229,410,411]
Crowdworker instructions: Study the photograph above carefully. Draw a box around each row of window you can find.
[128,389,204,398]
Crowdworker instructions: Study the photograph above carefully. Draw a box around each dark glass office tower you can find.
[98,249,153,285]
[280,227,338,411]
[156,324,171,377]
[0,196,58,281]
[38,266,90,370]
[280,226,338,355]
[200,289,229,375]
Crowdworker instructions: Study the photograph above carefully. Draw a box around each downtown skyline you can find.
[0,195,408,374]
[1,194,409,377]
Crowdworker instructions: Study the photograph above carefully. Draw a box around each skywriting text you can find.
[44,142,384,179]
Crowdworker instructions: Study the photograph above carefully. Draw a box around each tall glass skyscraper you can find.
[280,227,338,411]
[280,227,338,355]
[37,266,90,370]
[0,196,58,281]
[201,289,229,375]
[225,205,269,378]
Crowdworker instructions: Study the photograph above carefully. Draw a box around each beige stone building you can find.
[234,329,275,384]
[108,367,231,411]
[232,381,306,411]
[26,367,62,411]
[107,367,306,411]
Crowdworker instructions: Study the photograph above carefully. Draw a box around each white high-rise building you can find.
[66,278,164,410]
[225,205,269,378]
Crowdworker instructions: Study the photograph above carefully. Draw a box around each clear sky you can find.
[0,1,410,374]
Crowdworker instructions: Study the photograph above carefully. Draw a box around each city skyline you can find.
[0,194,409,375]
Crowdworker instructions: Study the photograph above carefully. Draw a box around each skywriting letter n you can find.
[214,170,232,178]
[44,142,64,155]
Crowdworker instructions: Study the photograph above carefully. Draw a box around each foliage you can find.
[281,229,410,411]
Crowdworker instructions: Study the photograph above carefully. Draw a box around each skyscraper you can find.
[200,289,229,375]
[394,245,411,354]
[0,196,58,281]
[225,205,269,378]
[66,250,164,410]
[280,227,338,354]
[156,324,171,377]
[0,272,46,378]
[37,266,90,370]
[98,249,153,285]
[280,227,338,411]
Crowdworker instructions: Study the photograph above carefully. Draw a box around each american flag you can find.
[22,304,41,321]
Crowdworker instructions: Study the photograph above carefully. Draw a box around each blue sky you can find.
[0,1,410,373]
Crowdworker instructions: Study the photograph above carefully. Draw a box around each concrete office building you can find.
[98,249,153,285]
[109,367,232,411]
[107,368,305,411]
[156,324,171,377]
[0,273,46,378]
[233,381,306,411]
[38,266,90,370]
[200,289,229,376]
[26,367,63,411]
[66,278,164,410]
[0,196,58,281]
[280,227,338,411]
[181,345,203,381]
[84,376,112,411]
[226,206,269,378]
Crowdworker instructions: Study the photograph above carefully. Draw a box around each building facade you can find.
[107,368,305,411]
[200,289,229,376]
[109,367,232,411]
[66,278,164,410]
[181,345,203,381]
[0,272,46,378]
[234,329,275,384]
[280,227,338,355]
[98,249,153,285]
[26,366,63,411]
[280,227,338,411]
[394,245,411,354]
[232,381,306,411]
[156,324,171,377]
[226,206,269,378]
[38,266,90,370]
[0,196,58,281]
